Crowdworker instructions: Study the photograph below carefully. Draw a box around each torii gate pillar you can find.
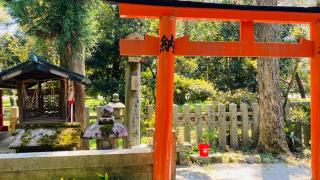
[311,21,320,180]
[153,16,176,180]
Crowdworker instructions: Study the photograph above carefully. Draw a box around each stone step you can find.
[0,132,10,140]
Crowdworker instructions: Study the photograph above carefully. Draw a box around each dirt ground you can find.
[176,163,311,180]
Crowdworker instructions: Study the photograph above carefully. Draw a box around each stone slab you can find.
[0,148,153,180]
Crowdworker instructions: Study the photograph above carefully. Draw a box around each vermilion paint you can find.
[311,22,320,180]
[153,16,176,180]
[120,3,320,23]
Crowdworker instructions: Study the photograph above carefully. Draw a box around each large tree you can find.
[86,4,144,101]
[256,0,289,153]
[6,0,98,149]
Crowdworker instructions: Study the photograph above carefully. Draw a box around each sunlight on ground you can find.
[176,164,311,180]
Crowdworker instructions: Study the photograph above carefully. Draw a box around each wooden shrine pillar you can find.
[153,16,176,180]
[311,21,320,180]
[125,33,143,148]
[0,89,8,131]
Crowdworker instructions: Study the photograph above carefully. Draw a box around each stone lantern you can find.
[109,93,125,123]
[83,104,128,150]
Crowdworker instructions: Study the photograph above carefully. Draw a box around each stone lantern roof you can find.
[109,93,125,109]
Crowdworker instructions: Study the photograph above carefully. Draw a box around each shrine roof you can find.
[0,54,90,89]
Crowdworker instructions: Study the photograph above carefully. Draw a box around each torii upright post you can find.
[311,21,320,180]
[154,16,176,180]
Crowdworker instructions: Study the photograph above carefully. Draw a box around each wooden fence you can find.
[142,103,311,149]
[3,103,310,149]
[142,103,259,149]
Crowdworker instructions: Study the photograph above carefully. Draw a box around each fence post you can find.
[229,103,238,148]
[173,104,179,129]
[240,103,249,146]
[10,107,18,131]
[83,106,90,150]
[251,103,259,139]
[184,104,191,143]
[96,106,104,149]
[303,123,310,146]
[171,130,177,180]
[173,104,180,144]
[206,104,214,147]
[85,107,90,126]
[195,104,202,144]
[147,105,154,120]
[97,106,104,119]
[218,104,226,149]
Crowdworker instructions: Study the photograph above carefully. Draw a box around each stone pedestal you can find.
[97,138,116,150]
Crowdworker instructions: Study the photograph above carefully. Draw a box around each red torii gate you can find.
[116,0,320,179]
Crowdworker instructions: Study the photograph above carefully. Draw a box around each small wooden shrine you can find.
[0,54,89,151]
[0,54,89,124]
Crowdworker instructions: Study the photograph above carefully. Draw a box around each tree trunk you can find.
[256,0,289,154]
[295,73,306,98]
[283,59,300,120]
[61,43,88,150]
[8,90,15,106]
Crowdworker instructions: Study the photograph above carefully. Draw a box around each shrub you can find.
[174,74,216,104]
[212,89,257,104]
[285,104,310,151]
[287,105,310,123]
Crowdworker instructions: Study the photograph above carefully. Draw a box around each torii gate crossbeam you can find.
[114,0,320,179]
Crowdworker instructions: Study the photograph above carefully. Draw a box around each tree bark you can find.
[283,59,300,120]
[8,90,15,106]
[295,73,306,98]
[256,0,289,154]
[61,43,88,150]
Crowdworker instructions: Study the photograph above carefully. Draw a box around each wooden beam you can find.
[120,36,314,57]
[120,3,320,23]
[120,34,159,56]
[175,37,314,57]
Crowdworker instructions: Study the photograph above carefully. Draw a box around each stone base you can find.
[10,125,81,152]
[96,138,116,150]
[190,154,210,166]
[0,148,153,180]
[0,131,9,140]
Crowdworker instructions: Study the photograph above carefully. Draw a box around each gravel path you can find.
[176,163,311,180]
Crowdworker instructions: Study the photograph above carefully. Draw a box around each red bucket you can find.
[198,144,210,157]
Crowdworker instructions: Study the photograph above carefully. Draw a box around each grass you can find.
[89,139,97,150]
